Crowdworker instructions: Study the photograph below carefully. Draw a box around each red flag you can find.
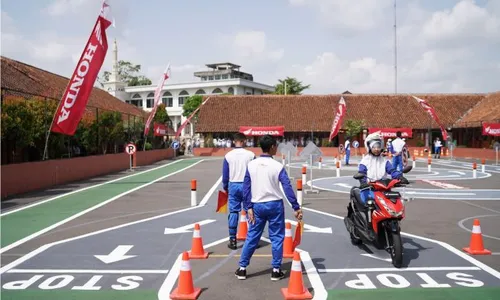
[144,64,171,136]
[175,96,212,138]
[292,220,304,249]
[50,11,112,136]
[412,96,448,141]
[216,190,228,213]
[329,96,347,141]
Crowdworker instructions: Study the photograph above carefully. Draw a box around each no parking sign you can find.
[352,141,359,148]
[125,143,136,170]
[338,144,345,154]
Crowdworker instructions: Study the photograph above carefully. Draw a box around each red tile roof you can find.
[195,94,486,132]
[454,92,500,127]
[1,56,147,120]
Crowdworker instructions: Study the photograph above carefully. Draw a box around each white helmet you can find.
[388,138,392,142]
[365,131,384,156]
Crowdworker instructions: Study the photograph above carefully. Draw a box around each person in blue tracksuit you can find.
[345,136,351,165]
[222,133,256,250]
[235,135,303,281]
[390,131,406,172]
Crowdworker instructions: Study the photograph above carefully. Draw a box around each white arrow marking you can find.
[361,253,392,262]
[334,183,352,188]
[450,171,466,176]
[164,219,216,234]
[95,245,136,264]
[285,219,333,234]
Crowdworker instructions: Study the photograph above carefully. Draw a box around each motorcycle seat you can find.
[350,187,367,212]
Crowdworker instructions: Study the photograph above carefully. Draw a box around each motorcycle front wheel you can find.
[390,231,403,268]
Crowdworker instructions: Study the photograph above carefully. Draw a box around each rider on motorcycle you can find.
[354,132,409,216]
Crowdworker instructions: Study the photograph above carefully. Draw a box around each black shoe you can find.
[235,268,247,280]
[228,238,237,250]
[271,269,285,281]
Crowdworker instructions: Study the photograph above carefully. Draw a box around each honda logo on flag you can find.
[239,126,285,136]
[329,96,346,141]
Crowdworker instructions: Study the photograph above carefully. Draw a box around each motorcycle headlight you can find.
[377,196,403,217]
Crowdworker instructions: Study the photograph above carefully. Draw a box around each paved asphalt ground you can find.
[1,155,499,300]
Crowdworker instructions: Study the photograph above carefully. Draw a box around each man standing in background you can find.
[391,131,406,172]
[345,136,351,165]
[223,133,256,250]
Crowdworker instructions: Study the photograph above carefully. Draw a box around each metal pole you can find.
[394,0,397,95]
[496,148,498,166]
[129,154,132,171]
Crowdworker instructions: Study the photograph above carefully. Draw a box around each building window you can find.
[221,74,228,80]
[178,90,189,106]
[130,93,143,108]
[195,89,206,95]
[208,76,214,80]
[215,75,221,80]
[146,92,154,108]
[212,88,223,94]
[228,87,234,94]
[201,76,207,81]
[162,91,173,107]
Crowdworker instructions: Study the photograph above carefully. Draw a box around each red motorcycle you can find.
[344,166,411,268]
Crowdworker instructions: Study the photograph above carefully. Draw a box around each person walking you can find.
[222,133,256,250]
[235,135,303,281]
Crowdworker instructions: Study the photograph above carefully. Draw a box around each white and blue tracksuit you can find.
[345,140,351,165]
[239,154,300,269]
[357,155,402,204]
[222,147,256,239]
[390,138,405,172]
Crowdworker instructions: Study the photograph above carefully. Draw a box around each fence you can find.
[1,87,155,165]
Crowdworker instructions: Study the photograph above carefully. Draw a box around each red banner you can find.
[175,97,213,138]
[239,126,284,136]
[329,96,347,141]
[50,14,112,135]
[483,123,500,136]
[368,128,413,138]
[153,123,167,136]
[144,64,171,136]
[412,95,448,141]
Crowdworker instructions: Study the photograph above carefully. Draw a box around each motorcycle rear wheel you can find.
[390,231,403,268]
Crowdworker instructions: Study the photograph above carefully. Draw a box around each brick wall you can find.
[1,149,174,199]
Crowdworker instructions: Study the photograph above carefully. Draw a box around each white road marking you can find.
[318,266,481,273]
[360,253,392,262]
[7,269,170,274]
[94,245,136,264]
[0,159,205,254]
[457,214,500,241]
[164,219,217,234]
[450,171,466,176]
[198,176,222,206]
[0,159,185,217]
[285,219,333,234]
[420,180,466,189]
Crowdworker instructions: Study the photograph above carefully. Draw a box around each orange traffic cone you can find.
[281,251,312,300]
[463,219,491,255]
[170,251,202,299]
[283,222,294,258]
[236,210,248,240]
[188,223,209,259]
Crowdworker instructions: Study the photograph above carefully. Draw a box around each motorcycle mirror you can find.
[353,173,365,180]
[402,165,413,173]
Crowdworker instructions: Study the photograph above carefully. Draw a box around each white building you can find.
[103,40,275,137]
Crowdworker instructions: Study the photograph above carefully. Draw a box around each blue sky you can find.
[2,0,499,94]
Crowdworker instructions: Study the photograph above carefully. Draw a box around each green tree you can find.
[100,60,152,86]
[344,119,364,138]
[153,103,171,126]
[182,95,203,120]
[274,77,310,95]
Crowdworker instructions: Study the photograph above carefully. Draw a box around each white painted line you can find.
[1,159,185,217]
[164,219,217,234]
[457,214,500,241]
[420,179,466,189]
[360,253,392,262]
[0,159,205,254]
[450,171,466,176]
[198,175,222,206]
[492,253,500,255]
[318,266,482,273]
[157,237,228,300]
[405,192,475,196]
[7,269,170,274]
[285,219,333,234]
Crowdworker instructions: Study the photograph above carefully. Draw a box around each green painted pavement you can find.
[0,158,201,248]
[0,290,158,300]
[327,287,500,299]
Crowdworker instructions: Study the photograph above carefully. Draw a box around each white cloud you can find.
[44,0,96,16]
[286,0,500,94]
[289,0,393,32]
